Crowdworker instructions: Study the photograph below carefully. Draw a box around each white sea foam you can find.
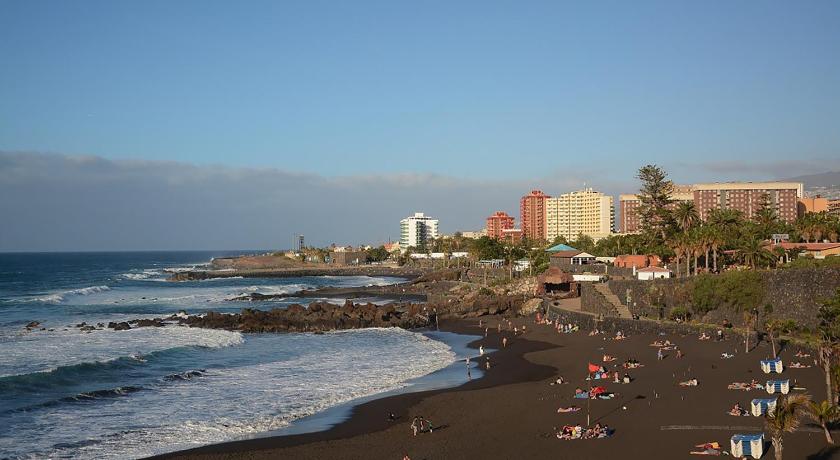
[0,323,244,378]
[1,328,455,460]
[22,285,112,304]
[120,270,164,281]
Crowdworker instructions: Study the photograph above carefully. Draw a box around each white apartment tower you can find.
[545,188,614,241]
[399,212,439,248]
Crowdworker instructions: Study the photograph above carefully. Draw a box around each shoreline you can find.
[151,316,557,459]
[153,313,837,460]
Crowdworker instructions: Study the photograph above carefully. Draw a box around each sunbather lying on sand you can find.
[623,359,644,369]
[795,350,811,358]
[789,362,811,368]
[550,376,566,385]
[557,406,581,413]
[679,378,699,387]
[602,354,616,362]
[721,352,735,359]
[727,402,748,416]
[727,380,763,391]
[699,332,711,341]
[690,442,723,455]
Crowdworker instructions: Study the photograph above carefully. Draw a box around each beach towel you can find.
[588,363,600,373]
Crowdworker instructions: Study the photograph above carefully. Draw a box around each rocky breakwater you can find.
[181,300,433,332]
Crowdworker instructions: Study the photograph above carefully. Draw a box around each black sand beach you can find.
[154,314,839,460]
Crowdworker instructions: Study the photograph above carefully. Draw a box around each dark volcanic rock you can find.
[108,321,132,331]
[130,318,165,328]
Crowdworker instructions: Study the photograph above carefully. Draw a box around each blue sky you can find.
[1,1,839,250]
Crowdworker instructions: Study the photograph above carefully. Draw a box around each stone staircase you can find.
[594,283,633,319]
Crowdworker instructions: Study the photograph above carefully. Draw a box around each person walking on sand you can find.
[485,356,491,370]
[657,348,664,361]
[484,327,488,337]
[479,345,485,356]
[502,336,508,348]
[411,417,419,436]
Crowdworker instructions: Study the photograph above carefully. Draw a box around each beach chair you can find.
[766,379,790,395]
[760,358,783,374]
[731,433,764,459]
[750,398,777,417]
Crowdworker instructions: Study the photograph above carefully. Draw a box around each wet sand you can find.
[155,316,839,460]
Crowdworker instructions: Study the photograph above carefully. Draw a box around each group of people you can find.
[410,416,434,436]
[556,422,611,440]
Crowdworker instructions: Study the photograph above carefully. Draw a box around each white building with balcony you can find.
[399,212,439,249]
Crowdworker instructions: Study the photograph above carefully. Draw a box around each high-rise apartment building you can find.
[545,188,614,241]
[485,211,515,240]
[520,190,550,241]
[693,182,803,223]
[399,212,439,248]
[619,182,804,232]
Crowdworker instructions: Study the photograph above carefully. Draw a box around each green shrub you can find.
[690,270,765,315]
[669,306,691,321]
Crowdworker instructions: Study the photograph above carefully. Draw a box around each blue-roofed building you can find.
[546,244,579,253]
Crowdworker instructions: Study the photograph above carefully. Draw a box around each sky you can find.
[1,1,839,251]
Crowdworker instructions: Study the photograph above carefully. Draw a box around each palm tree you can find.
[673,201,699,234]
[765,394,810,460]
[743,310,754,353]
[806,399,838,445]
[819,343,836,405]
[668,236,683,278]
[738,237,772,269]
[706,227,724,272]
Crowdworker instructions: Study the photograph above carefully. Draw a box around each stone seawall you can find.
[580,283,619,317]
[606,268,840,329]
[545,301,757,342]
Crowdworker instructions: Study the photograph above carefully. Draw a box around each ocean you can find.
[0,252,472,459]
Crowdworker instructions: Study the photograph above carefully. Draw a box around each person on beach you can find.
[485,356,491,370]
[479,345,484,356]
[484,327,488,337]
[418,416,427,433]
[657,348,664,360]
[411,417,419,436]
[502,336,508,348]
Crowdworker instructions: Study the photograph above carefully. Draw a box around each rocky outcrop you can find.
[178,300,433,333]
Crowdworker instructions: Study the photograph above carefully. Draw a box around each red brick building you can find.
[520,190,550,241]
[486,211,515,240]
[693,182,802,223]
[619,182,803,231]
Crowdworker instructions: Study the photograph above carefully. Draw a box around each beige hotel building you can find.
[545,188,614,242]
